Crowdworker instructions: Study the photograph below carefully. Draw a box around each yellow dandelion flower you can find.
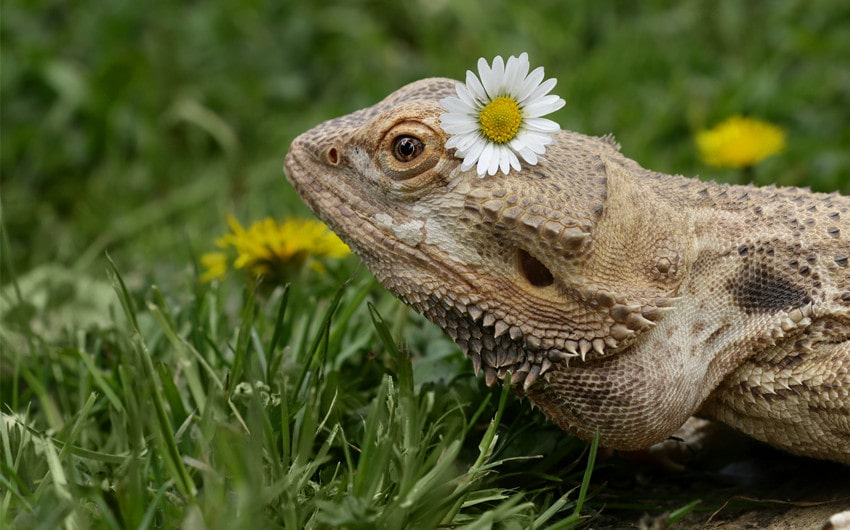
[696,116,786,169]
[199,214,350,282]
[199,251,228,282]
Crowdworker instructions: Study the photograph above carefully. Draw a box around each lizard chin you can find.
[412,283,677,394]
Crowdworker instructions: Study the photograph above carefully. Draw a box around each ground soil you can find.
[585,419,849,529]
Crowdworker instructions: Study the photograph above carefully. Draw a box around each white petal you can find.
[503,53,530,96]
[457,131,487,152]
[460,86,482,111]
[517,66,545,102]
[523,117,561,134]
[441,110,477,123]
[454,81,466,97]
[522,95,566,118]
[442,120,481,136]
[481,56,505,99]
[440,112,476,127]
[445,134,463,150]
[495,145,521,175]
[517,131,554,152]
[487,145,503,176]
[509,135,528,152]
[455,139,474,153]
[526,77,558,102]
[476,142,495,175]
[476,56,490,75]
[449,133,483,151]
[475,58,492,97]
[442,121,478,136]
[450,82,481,113]
[497,146,511,175]
[465,69,487,103]
[440,96,470,114]
[516,52,530,74]
[518,146,538,165]
[477,142,496,176]
[508,149,522,172]
[491,55,506,90]
[461,136,488,164]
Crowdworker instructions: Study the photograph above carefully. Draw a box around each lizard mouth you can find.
[283,146,370,255]
[283,148,327,218]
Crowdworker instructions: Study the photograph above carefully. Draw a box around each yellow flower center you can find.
[478,96,522,144]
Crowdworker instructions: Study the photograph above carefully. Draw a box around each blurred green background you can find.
[2,3,849,526]
[3,0,849,285]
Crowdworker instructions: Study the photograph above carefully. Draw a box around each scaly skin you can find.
[284,78,850,464]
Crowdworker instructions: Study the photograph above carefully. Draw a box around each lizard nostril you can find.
[326,147,340,165]
[517,249,554,287]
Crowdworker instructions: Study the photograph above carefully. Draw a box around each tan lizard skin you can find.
[285,77,850,464]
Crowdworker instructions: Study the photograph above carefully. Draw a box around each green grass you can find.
[1,259,600,528]
[2,1,849,528]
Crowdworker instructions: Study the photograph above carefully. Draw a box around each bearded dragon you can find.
[284,77,850,464]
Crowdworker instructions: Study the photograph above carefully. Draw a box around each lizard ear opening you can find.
[517,249,554,287]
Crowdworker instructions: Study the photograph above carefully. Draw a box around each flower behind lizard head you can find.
[439,53,566,177]
[696,116,786,169]
[200,215,350,283]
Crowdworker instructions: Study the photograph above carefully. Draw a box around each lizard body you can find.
[285,78,850,464]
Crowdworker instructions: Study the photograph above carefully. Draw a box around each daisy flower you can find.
[440,53,566,177]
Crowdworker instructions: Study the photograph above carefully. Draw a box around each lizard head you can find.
[285,78,685,391]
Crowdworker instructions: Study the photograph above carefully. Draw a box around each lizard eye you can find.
[378,121,441,183]
[392,136,424,162]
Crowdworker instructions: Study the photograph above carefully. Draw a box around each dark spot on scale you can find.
[691,320,706,335]
[729,263,812,314]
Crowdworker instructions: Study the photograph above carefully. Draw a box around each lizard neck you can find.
[400,154,701,393]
